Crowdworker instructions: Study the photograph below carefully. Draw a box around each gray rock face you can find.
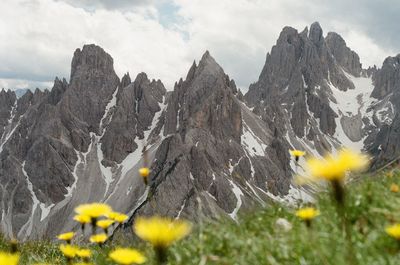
[367,55,400,168]
[371,55,400,99]
[326,32,362,77]
[127,51,293,223]
[101,72,166,164]
[245,22,354,151]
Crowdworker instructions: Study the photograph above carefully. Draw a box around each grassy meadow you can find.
[1,163,400,264]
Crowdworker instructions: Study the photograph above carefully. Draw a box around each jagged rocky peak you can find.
[130,52,248,220]
[47,77,68,105]
[164,51,241,139]
[371,54,400,99]
[245,21,372,147]
[326,32,362,76]
[309,22,324,46]
[0,89,17,136]
[70,44,115,81]
[246,21,360,106]
[100,71,166,164]
[120,72,132,88]
[61,44,120,136]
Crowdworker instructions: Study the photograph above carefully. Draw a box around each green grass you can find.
[2,169,400,264]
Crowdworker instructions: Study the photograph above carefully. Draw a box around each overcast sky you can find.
[0,0,398,91]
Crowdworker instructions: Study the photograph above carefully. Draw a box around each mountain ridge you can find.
[0,22,399,241]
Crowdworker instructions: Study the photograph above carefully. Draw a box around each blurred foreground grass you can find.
[2,168,400,264]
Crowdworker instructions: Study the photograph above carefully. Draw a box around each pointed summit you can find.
[121,72,131,88]
[326,32,362,76]
[309,22,323,45]
[197,50,225,76]
[70,44,115,82]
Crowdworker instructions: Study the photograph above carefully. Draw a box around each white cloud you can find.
[0,78,53,90]
[0,0,191,90]
[0,0,398,92]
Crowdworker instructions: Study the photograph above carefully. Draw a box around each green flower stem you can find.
[331,179,357,265]
[155,246,168,265]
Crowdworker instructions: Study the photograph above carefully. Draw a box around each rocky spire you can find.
[326,32,362,76]
[309,22,324,46]
[371,54,400,99]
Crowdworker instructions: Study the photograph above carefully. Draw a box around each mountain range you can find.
[0,22,399,240]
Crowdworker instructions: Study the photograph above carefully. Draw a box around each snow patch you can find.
[65,149,83,197]
[99,86,118,130]
[241,121,267,156]
[0,102,20,154]
[175,198,187,219]
[22,162,54,227]
[228,180,243,220]
[327,70,375,152]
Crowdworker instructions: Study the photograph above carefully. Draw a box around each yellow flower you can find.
[295,207,320,221]
[386,224,400,240]
[0,252,19,265]
[59,244,79,258]
[139,167,150,177]
[57,232,75,241]
[109,248,146,265]
[76,248,91,258]
[74,214,91,224]
[390,183,399,193]
[306,149,368,182]
[75,203,112,219]
[107,212,119,219]
[386,171,394,178]
[114,213,129,223]
[97,219,114,229]
[89,233,108,244]
[134,216,191,248]
[289,150,306,159]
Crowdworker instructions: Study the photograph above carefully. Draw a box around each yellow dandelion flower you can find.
[75,203,112,219]
[0,252,19,265]
[306,149,368,182]
[134,216,191,248]
[139,167,150,177]
[114,213,129,223]
[57,232,75,242]
[74,214,91,224]
[97,219,114,229]
[386,224,400,240]
[59,244,79,258]
[89,233,108,244]
[296,207,320,221]
[109,248,146,265]
[289,150,306,161]
[390,183,399,193]
[76,248,91,258]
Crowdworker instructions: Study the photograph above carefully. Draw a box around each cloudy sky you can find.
[0,0,398,91]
